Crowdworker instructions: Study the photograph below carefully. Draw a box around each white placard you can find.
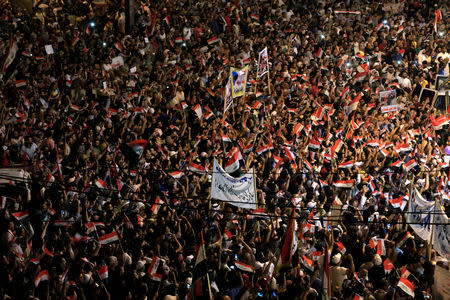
[45,45,54,55]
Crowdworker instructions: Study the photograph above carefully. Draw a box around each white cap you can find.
[332,253,342,264]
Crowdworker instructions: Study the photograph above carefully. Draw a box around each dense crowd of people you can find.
[0,0,449,299]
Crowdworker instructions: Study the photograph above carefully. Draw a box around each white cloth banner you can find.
[434,265,450,300]
[211,159,256,210]
[406,188,435,241]
[433,204,450,260]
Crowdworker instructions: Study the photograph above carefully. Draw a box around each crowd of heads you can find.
[0,0,449,299]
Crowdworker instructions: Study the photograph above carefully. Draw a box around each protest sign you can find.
[379,90,398,113]
[257,47,269,78]
[230,66,249,98]
[211,159,256,210]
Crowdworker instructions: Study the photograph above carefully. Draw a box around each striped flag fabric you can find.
[95,179,107,189]
[193,104,203,119]
[98,231,119,245]
[34,270,50,287]
[405,159,417,172]
[151,197,164,215]
[389,196,408,211]
[12,211,29,220]
[147,254,162,281]
[207,37,220,45]
[383,258,394,274]
[335,242,346,254]
[170,171,184,179]
[397,277,414,297]
[234,261,254,273]
[377,239,386,256]
[191,232,208,298]
[188,161,206,174]
[283,146,296,160]
[308,139,320,150]
[333,180,354,189]
[98,265,108,280]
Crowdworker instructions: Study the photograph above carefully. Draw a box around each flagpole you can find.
[445,91,448,117]
[267,69,271,95]
[427,197,439,261]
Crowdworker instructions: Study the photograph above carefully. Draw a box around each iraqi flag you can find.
[12,211,29,220]
[127,139,148,157]
[147,254,162,281]
[346,93,361,115]
[389,196,407,211]
[235,261,254,273]
[283,146,296,161]
[207,37,220,45]
[377,239,386,255]
[98,231,119,245]
[191,232,208,298]
[15,79,26,88]
[292,123,303,136]
[193,104,203,119]
[315,48,323,58]
[431,115,449,130]
[188,161,206,174]
[34,270,50,287]
[335,242,346,254]
[331,139,343,157]
[397,278,414,297]
[383,258,394,274]
[224,150,240,173]
[308,139,320,150]
[333,180,354,189]
[405,159,417,172]
[338,160,354,169]
[114,42,123,52]
[1,34,18,73]
[95,179,107,189]
[97,265,108,280]
[151,197,164,215]
[170,171,184,179]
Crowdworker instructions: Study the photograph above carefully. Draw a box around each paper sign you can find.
[111,56,124,69]
[45,45,54,55]
[379,90,398,113]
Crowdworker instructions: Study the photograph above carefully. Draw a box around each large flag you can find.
[397,277,414,297]
[211,159,256,210]
[406,188,435,241]
[1,34,18,73]
[191,232,210,299]
[278,209,297,272]
[257,47,269,78]
[230,66,249,98]
[127,139,148,157]
[433,203,450,260]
